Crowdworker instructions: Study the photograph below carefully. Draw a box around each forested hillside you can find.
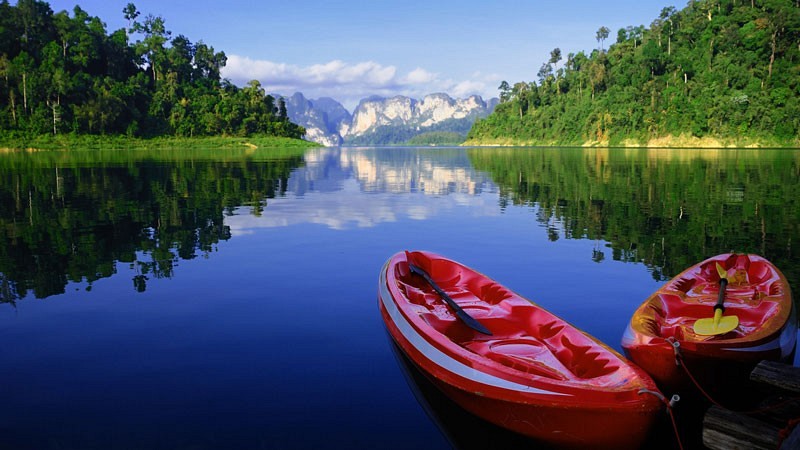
[467,0,800,147]
[0,0,305,139]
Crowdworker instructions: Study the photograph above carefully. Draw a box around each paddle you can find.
[694,262,739,336]
[408,263,493,336]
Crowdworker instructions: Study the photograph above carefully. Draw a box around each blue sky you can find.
[48,0,677,110]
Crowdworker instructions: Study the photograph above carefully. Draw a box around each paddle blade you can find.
[694,310,739,336]
[715,262,727,280]
[693,262,738,335]
[455,310,493,336]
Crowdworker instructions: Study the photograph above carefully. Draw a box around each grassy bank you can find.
[463,133,800,148]
[0,134,320,152]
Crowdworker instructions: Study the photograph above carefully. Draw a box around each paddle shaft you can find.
[715,276,728,313]
[693,263,738,335]
[408,263,492,335]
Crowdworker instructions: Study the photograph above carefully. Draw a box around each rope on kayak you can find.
[777,417,800,449]
[666,337,733,410]
[667,337,800,415]
[639,388,684,450]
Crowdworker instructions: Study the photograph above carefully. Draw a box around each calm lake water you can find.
[0,146,798,449]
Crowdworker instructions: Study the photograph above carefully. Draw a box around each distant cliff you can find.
[282,93,351,147]
[282,93,497,146]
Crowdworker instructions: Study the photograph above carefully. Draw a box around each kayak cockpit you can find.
[393,253,633,386]
[635,254,789,342]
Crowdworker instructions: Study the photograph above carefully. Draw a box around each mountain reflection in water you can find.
[2,146,799,307]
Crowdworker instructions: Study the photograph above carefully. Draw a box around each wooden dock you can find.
[703,360,800,450]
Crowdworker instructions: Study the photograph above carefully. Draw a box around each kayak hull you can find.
[622,253,797,397]
[380,251,662,450]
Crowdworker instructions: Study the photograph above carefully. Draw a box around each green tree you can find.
[133,14,170,84]
[467,0,800,147]
[549,47,562,71]
[498,80,511,102]
[0,1,306,140]
[596,26,610,51]
[660,6,677,55]
[122,2,139,33]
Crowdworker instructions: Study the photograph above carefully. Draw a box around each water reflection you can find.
[469,147,800,287]
[289,147,491,195]
[2,146,799,306]
[0,148,306,302]
[227,147,498,232]
[389,339,537,449]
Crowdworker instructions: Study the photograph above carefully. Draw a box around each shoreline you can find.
[463,133,800,149]
[0,135,321,152]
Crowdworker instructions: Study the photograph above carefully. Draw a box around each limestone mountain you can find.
[281,93,351,147]
[281,93,497,146]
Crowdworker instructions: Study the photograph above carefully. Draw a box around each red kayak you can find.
[379,251,663,449]
[622,253,797,396]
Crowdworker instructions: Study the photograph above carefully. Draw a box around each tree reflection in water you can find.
[0,148,305,302]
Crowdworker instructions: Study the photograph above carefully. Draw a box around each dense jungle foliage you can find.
[0,0,305,139]
[467,0,800,146]
[405,131,466,146]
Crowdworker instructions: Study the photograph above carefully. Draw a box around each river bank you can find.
[463,133,800,148]
[0,134,320,152]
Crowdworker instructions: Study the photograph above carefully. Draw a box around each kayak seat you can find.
[463,274,515,305]
[398,283,434,308]
[466,338,571,380]
[672,256,783,300]
[467,333,620,381]
[643,293,784,341]
[397,276,522,342]
[460,303,620,382]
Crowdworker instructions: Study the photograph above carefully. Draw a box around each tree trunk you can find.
[768,30,777,80]
[709,38,714,72]
[9,90,16,124]
[50,99,60,135]
[22,72,27,113]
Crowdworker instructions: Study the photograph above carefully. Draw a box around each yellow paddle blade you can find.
[716,262,727,280]
[694,309,739,336]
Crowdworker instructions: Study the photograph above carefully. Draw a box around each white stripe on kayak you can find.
[379,263,568,396]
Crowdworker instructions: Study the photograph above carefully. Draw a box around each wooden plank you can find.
[751,360,800,393]
[703,405,780,450]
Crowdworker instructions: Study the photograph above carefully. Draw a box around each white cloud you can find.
[403,67,437,84]
[221,55,499,111]
[450,80,489,98]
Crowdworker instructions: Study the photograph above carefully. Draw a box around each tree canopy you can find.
[467,0,800,147]
[0,0,305,139]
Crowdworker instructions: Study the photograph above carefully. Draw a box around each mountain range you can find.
[280,93,498,146]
